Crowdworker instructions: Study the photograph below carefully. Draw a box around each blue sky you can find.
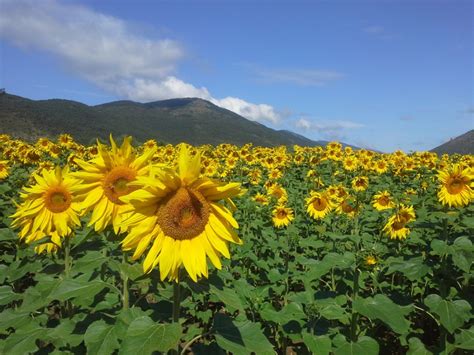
[0,0,472,152]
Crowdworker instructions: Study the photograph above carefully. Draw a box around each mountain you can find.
[0,93,329,147]
[431,130,474,155]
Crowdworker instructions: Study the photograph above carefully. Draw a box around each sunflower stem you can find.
[172,279,181,354]
[173,279,181,323]
[122,252,129,310]
[64,236,71,278]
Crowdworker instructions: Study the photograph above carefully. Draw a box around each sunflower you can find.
[272,205,294,228]
[120,144,243,282]
[253,192,269,205]
[352,176,369,192]
[306,191,333,219]
[437,164,473,208]
[72,136,156,233]
[336,196,358,217]
[0,160,9,180]
[383,205,416,240]
[372,191,394,211]
[11,166,82,246]
[365,255,377,266]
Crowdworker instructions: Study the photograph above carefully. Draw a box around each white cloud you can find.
[243,64,343,86]
[295,117,364,140]
[0,0,279,124]
[363,26,385,34]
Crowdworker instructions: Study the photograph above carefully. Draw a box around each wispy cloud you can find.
[295,117,364,140]
[0,0,280,124]
[241,64,344,86]
[363,25,397,40]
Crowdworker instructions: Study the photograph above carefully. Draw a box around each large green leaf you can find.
[49,279,109,302]
[385,256,430,281]
[353,294,412,334]
[120,316,182,354]
[334,336,379,355]
[407,337,432,355]
[455,327,474,350]
[213,314,274,355]
[210,285,245,313]
[3,326,45,354]
[84,320,119,355]
[302,332,331,355]
[0,286,19,306]
[424,294,471,334]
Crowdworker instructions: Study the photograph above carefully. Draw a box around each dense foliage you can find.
[0,134,472,354]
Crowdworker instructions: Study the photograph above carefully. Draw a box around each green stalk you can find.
[64,236,71,278]
[172,280,181,355]
[350,267,360,342]
[173,280,181,323]
[122,252,130,310]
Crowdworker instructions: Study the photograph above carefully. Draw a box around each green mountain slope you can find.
[0,93,326,147]
[431,130,474,155]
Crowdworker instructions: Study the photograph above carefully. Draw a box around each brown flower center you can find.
[342,200,355,213]
[447,177,465,194]
[392,221,405,231]
[378,196,390,206]
[156,187,210,240]
[44,186,72,213]
[103,166,137,204]
[312,198,327,211]
[276,210,288,219]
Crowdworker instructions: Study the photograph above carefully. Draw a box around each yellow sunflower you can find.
[272,205,294,228]
[306,191,333,219]
[253,192,269,205]
[0,160,9,180]
[365,255,377,266]
[372,191,394,211]
[437,164,473,207]
[336,197,358,217]
[120,144,243,282]
[383,205,416,240]
[351,176,369,192]
[11,166,82,246]
[72,136,156,233]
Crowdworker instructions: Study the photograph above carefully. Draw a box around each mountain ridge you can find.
[0,93,326,147]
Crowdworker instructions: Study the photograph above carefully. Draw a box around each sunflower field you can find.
[0,134,473,355]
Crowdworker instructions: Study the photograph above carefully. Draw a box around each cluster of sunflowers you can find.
[7,136,243,283]
[0,134,473,284]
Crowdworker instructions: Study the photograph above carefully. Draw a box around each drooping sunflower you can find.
[437,164,473,208]
[11,166,82,246]
[72,136,156,233]
[351,176,369,192]
[306,191,333,219]
[336,196,358,217]
[0,160,9,180]
[383,205,416,240]
[372,191,394,211]
[120,144,243,282]
[272,204,294,228]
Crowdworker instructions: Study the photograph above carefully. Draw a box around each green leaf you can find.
[424,294,472,334]
[260,302,306,325]
[84,320,119,355]
[115,308,150,339]
[407,337,432,355]
[0,228,16,242]
[302,332,331,355]
[210,285,244,313]
[213,313,274,355]
[334,336,379,355]
[385,256,429,281]
[353,294,412,334]
[3,326,45,354]
[451,237,473,273]
[120,316,182,355]
[50,279,109,302]
[455,327,474,350]
[0,286,19,306]
[0,309,32,332]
